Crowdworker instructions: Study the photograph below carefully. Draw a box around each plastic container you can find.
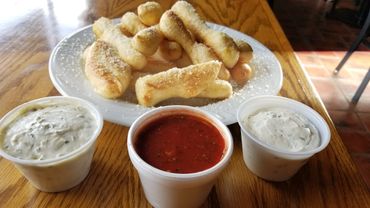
[127,105,233,208]
[0,96,103,192]
[237,95,330,181]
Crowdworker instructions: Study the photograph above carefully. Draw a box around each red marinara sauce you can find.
[135,113,225,174]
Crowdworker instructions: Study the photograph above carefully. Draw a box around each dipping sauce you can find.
[135,114,225,173]
[243,107,320,152]
[0,103,97,160]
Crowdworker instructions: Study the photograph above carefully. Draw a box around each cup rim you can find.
[0,96,103,166]
[127,105,234,180]
[237,95,331,156]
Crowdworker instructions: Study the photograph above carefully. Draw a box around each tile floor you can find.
[272,0,370,188]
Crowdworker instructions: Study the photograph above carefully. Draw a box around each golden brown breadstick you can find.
[239,51,253,64]
[141,53,177,73]
[129,71,150,92]
[120,12,181,60]
[132,25,164,56]
[119,26,132,37]
[159,11,200,58]
[135,61,222,106]
[172,1,240,68]
[84,40,131,99]
[93,17,147,70]
[229,40,254,85]
[234,39,254,63]
[120,12,147,35]
[174,52,192,68]
[230,63,252,85]
[234,39,253,52]
[128,55,177,91]
[137,1,164,26]
[158,40,183,61]
[197,80,232,99]
[159,10,230,80]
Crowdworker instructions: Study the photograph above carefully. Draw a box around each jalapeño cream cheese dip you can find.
[244,107,320,152]
[0,103,97,160]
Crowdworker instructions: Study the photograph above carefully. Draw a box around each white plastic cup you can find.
[237,96,331,181]
[127,105,233,208]
[0,96,103,192]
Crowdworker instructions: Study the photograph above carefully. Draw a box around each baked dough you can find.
[135,61,226,106]
[172,1,240,68]
[84,40,131,98]
[93,17,147,70]
[137,1,164,26]
[120,12,147,35]
[198,79,232,98]
[132,25,163,56]
[159,10,230,80]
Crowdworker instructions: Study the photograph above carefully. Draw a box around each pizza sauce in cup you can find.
[135,113,225,174]
[127,105,233,208]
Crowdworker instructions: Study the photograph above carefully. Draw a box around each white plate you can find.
[49,22,283,126]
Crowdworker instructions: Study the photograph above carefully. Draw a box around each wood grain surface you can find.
[0,0,369,207]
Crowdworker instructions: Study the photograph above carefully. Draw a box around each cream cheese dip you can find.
[0,103,97,160]
[237,96,330,181]
[0,96,103,192]
[244,107,320,152]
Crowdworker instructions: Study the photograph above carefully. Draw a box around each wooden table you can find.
[0,0,369,207]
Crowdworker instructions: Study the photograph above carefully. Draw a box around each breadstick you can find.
[120,12,182,60]
[172,1,240,68]
[234,39,254,63]
[230,39,254,85]
[125,16,164,56]
[120,12,147,35]
[229,40,254,85]
[234,39,253,52]
[123,46,176,74]
[129,71,150,92]
[158,40,183,61]
[174,52,192,68]
[84,40,131,99]
[119,26,132,37]
[132,25,164,56]
[132,25,182,60]
[159,10,230,80]
[197,79,232,99]
[230,62,252,85]
[93,17,147,70]
[135,61,221,106]
[137,1,164,26]
[141,53,177,73]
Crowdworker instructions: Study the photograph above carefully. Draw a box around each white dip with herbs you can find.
[1,103,96,160]
[244,107,320,152]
